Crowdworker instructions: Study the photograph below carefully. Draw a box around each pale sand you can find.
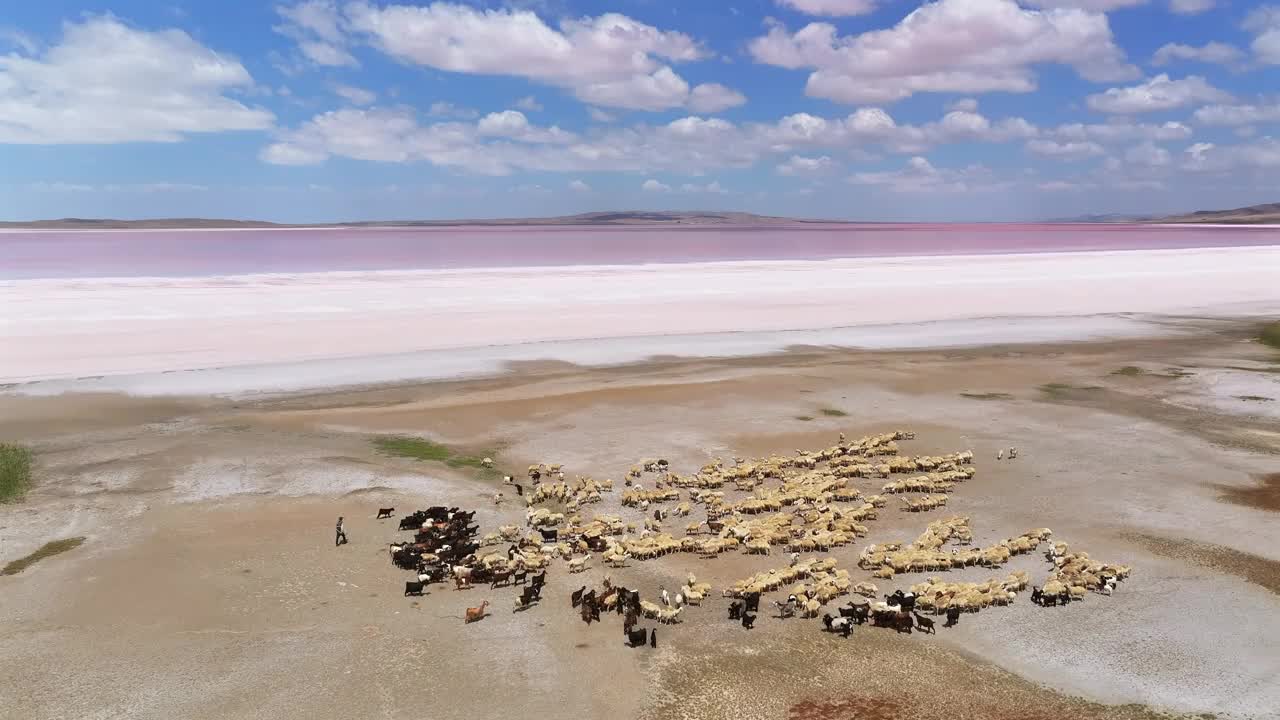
[4,246,1280,387]
[2,327,1279,720]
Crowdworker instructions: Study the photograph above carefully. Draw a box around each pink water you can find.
[2,222,1278,279]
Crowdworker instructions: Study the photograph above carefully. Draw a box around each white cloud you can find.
[568,179,591,192]
[1049,119,1190,142]
[514,96,543,112]
[642,179,671,192]
[477,110,575,143]
[274,1,357,67]
[1,27,38,54]
[680,180,728,194]
[0,16,273,144]
[946,98,979,112]
[1169,0,1216,15]
[1026,139,1105,159]
[1181,137,1280,172]
[1244,7,1280,65]
[775,0,878,16]
[1086,74,1231,114]
[777,155,836,175]
[28,181,208,192]
[333,83,376,105]
[1020,0,1146,9]
[749,0,1137,104]
[27,181,94,192]
[1124,141,1172,167]
[1152,42,1244,67]
[1037,180,1088,191]
[261,105,1043,177]
[428,102,478,119]
[687,83,748,113]
[849,156,1007,193]
[1192,102,1280,126]
[587,107,617,123]
[347,3,711,111]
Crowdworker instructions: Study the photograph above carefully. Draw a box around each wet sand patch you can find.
[1125,532,1280,595]
[1213,472,1280,513]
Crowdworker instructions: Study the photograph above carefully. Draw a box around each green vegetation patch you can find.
[795,415,814,422]
[1260,321,1280,351]
[372,436,498,477]
[1112,366,1145,377]
[0,443,33,503]
[2,537,86,576]
[1112,365,1193,379]
[818,408,848,417]
[1039,382,1105,398]
[1236,395,1274,402]
[959,392,1014,401]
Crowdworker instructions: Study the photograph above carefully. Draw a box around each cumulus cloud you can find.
[1244,6,1280,65]
[514,96,543,112]
[1048,119,1191,142]
[343,2,741,112]
[748,0,1137,104]
[428,102,478,119]
[1026,139,1105,160]
[1181,137,1280,172]
[680,180,728,194]
[642,179,671,192]
[587,107,617,123]
[476,110,575,143]
[333,83,376,105]
[1086,74,1231,114]
[1020,0,1146,9]
[1192,102,1280,126]
[1124,141,1172,167]
[849,156,1007,193]
[274,0,357,66]
[946,98,979,112]
[777,155,836,175]
[261,105,1043,177]
[0,16,273,143]
[1169,0,1216,15]
[568,179,591,192]
[775,0,879,16]
[1151,42,1244,67]
[687,83,748,113]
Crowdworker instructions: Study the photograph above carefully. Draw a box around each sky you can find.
[0,0,1278,222]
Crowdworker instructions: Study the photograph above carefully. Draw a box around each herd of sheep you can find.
[383,429,1131,638]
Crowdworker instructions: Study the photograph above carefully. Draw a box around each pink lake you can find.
[2,222,1278,279]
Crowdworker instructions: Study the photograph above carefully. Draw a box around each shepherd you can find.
[335,516,348,547]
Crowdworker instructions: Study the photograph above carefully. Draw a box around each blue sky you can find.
[1,0,1278,222]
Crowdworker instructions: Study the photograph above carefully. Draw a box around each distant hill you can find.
[1156,202,1280,225]
[1043,213,1154,223]
[0,211,816,230]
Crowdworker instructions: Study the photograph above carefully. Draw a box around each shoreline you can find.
[5,245,1280,391]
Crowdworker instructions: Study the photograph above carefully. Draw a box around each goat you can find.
[571,586,587,608]
[514,587,539,612]
[912,611,935,634]
[741,612,757,629]
[464,600,490,624]
[728,600,743,620]
[377,507,395,519]
[404,581,426,597]
[627,627,649,647]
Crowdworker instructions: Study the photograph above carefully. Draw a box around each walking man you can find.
[335,516,348,547]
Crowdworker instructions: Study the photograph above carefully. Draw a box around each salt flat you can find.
[4,246,1280,392]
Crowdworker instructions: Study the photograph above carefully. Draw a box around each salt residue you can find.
[3,246,1280,395]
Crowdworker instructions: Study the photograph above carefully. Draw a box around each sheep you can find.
[493,492,504,505]
[567,554,592,573]
[465,600,490,624]
[657,606,684,624]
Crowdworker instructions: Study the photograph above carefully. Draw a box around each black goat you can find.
[404,581,426,597]
[377,507,395,519]
[744,592,762,613]
[627,627,648,647]
[741,612,757,629]
[728,600,743,620]
[571,586,586,608]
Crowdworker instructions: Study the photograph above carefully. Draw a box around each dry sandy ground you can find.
[2,322,1279,720]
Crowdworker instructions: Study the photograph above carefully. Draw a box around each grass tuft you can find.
[959,392,1014,401]
[1112,366,1145,377]
[1236,395,1273,402]
[818,408,848,417]
[1039,382,1104,397]
[2,537,85,576]
[1260,321,1280,351]
[0,443,33,503]
[795,415,814,422]
[372,436,498,477]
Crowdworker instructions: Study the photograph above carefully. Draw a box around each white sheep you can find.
[567,554,592,573]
